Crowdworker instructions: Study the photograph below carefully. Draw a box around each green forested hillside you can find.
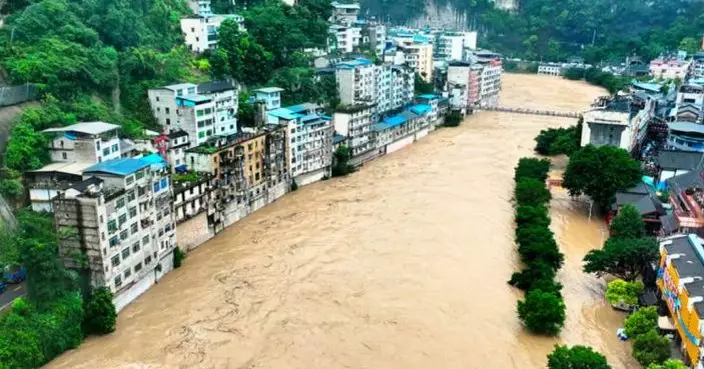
[362,0,704,63]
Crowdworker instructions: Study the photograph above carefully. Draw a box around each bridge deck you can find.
[481,105,581,118]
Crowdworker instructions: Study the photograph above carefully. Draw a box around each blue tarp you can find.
[85,158,150,176]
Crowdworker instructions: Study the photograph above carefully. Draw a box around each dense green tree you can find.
[547,345,611,369]
[515,178,551,207]
[237,92,256,128]
[414,73,434,94]
[516,225,564,270]
[82,287,117,335]
[332,145,353,177]
[213,19,273,86]
[609,204,646,239]
[515,205,550,228]
[517,289,566,335]
[632,330,671,366]
[624,306,658,338]
[563,145,641,209]
[564,68,585,81]
[508,260,557,291]
[514,158,551,182]
[534,127,579,156]
[583,237,658,281]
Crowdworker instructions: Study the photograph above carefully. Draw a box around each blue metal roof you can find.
[413,35,430,43]
[336,58,373,70]
[300,114,321,122]
[333,133,346,144]
[180,95,211,103]
[373,115,408,131]
[286,104,308,114]
[408,104,431,116]
[268,108,299,120]
[140,153,169,171]
[631,82,662,93]
[84,158,150,176]
[417,94,439,100]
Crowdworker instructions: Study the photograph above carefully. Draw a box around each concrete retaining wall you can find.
[295,168,328,187]
[176,212,214,251]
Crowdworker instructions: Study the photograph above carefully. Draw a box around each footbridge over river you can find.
[480,105,582,119]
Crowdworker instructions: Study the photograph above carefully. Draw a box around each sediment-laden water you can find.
[46,74,637,369]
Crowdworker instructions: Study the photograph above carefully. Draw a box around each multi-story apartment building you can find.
[446,61,483,111]
[397,38,434,82]
[434,32,477,61]
[25,122,123,212]
[650,57,692,80]
[336,58,414,116]
[537,63,561,76]
[328,24,361,54]
[581,95,655,154]
[362,22,387,57]
[181,14,245,53]
[148,81,238,146]
[53,154,176,312]
[173,172,212,223]
[187,0,214,16]
[692,52,704,78]
[477,58,502,107]
[167,130,190,171]
[334,104,375,164]
[267,103,333,186]
[656,234,704,367]
[253,87,284,110]
[330,1,359,24]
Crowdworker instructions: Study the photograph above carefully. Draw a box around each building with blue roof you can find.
[372,106,430,155]
[254,87,284,110]
[55,150,177,313]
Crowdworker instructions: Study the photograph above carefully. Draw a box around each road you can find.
[0,281,25,311]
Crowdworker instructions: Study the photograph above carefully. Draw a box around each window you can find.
[198,132,205,139]
[136,170,145,180]
[134,263,143,273]
[111,255,120,267]
[138,186,147,197]
[124,269,131,279]
[156,212,162,221]
[118,213,127,226]
[120,230,128,240]
[122,247,130,259]
[112,144,119,153]
[197,109,205,117]
[142,235,150,245]
[126,175,135,186]
[196,37,199,42]
[161,178,168,189]
[166,118,171,125]
[153,182,161,192]
[62,152,67,160]
[145,255,152,265]
[127,191,136,202]
[191,27,195,32]
[116,198,126,209]
[103,148,111,156]
[96,141,101,150]
[114,275,122,288]
[108,220,117,233]
[110,236,119,248]
[255,173,260,181]
[158,229,164,237]
[129,206,137,218]
[165,107,170,114]
[130,223,138,234]
[132,242,141,253]
[156,96,160,102]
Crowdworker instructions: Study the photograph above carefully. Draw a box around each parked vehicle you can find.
[3,267,26,284]
[0,281,6,295]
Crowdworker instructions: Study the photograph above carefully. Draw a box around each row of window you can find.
[114,253,155,289]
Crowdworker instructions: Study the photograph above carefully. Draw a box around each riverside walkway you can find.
[481,105,582,118]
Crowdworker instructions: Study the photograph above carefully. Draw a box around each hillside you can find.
[361,0,704,63]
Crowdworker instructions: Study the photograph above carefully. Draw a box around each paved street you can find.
[0,282,26,311]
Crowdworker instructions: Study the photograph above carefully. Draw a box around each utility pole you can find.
[591,29,597,46]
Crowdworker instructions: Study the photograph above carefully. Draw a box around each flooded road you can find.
[47,74,637,369]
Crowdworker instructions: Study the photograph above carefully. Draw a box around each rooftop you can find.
[43,122,120,136]
[664,235,704,279]
[658,150,704,170]
[163,83,197,91]
[336,58,373,69]
[331,1,360,10]
[285,103,320,114]
[668,121,704,135]
[254,87,285,94]
[69,176,103,193]
[83,154,167,177]
[631,82,662,94]
[268,108,300,121]
[168,130,189,139]
[408,104,432,115]
[198,80,236,94]
[27,161,93,176]
[417,94,440,100]
[179,94,212,103]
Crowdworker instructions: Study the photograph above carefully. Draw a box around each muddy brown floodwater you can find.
[46,74,639,369]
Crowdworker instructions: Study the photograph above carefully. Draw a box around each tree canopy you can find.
[605,279,644,308]
[563,145,641,209]
[624,307,658,338]
[583,237,658,281]
[632,330,671,367]
[547,345,611,369]
[609,204,646,239]
[517,288,566,336]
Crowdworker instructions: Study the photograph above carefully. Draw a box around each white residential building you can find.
[330,1,360,24]
[538,63,561,76]
[334,104,375,164]
[581,96,654,153]
[180,14,245,53]
[53,154,176,312]
[335,58,414,116]
[397,39,434,82]
[167,130,190,171]
[148,81,238,146]
[677,84,704,106]
[268,103,334,186]
[479,59,502,107]
[187,0,214,17]
[328,24,362,54]
[435,32,477,61]
[25,122,123,212]
[254,87,285,110]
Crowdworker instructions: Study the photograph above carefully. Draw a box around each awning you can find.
[658,315,676,331]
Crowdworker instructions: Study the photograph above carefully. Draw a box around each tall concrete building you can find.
[53,154,176,312]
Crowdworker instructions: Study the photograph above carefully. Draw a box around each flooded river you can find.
[47,74,638,369]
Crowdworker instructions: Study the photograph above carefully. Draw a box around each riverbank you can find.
[45,74,629,369]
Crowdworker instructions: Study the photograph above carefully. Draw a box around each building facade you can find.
[180,14,245,53]
[334,104,375,164]
[650,58,692,80]
[537,63,561,76]
[53,155,176,312]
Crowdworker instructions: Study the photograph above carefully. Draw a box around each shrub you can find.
[516,226,564,270]
[515,205,550,228]
[547,344,611,369]
[646,359,688,369]
[82,287,117,335]
[173,247,186,269]
[514,158,551,182]
[517,289,566,335]
[605,279,644,308]
[444,111,462,127]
